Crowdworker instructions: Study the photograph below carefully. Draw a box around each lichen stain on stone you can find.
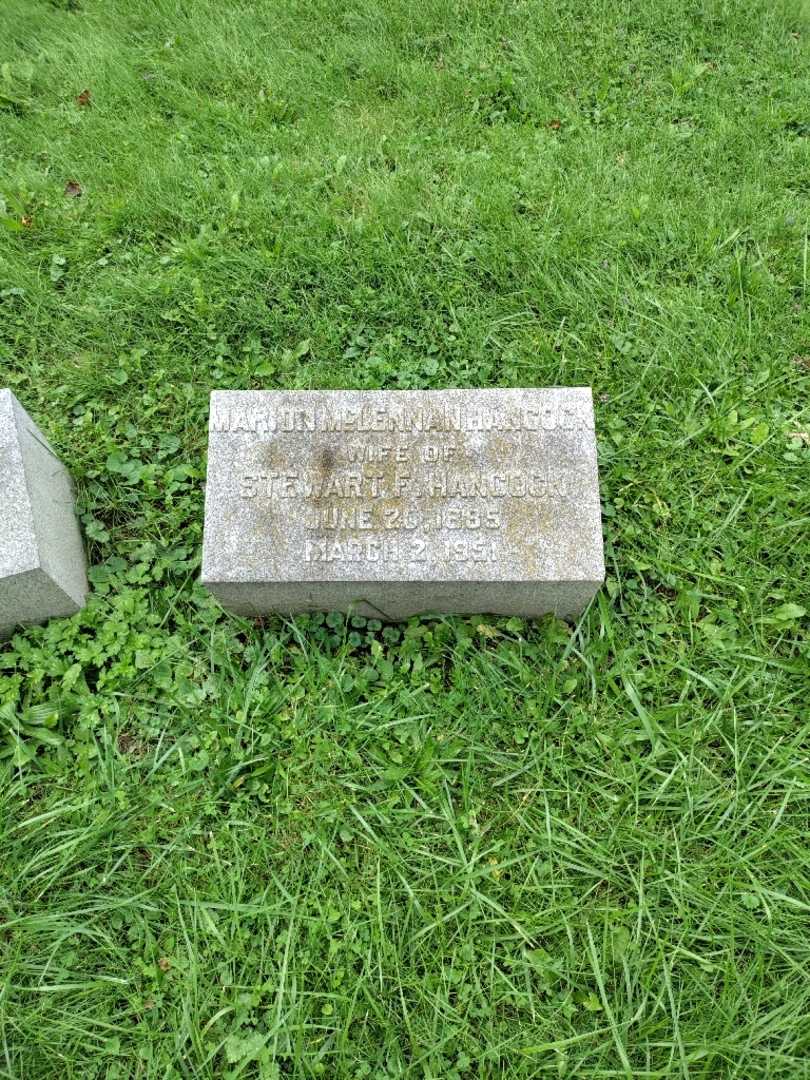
[316,444,335,478]
[239,437,285,575]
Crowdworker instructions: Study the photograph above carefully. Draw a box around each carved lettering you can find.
[213,404,593,435]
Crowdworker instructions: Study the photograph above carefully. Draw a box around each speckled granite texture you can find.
[202,388,604,620]
[0,390,88,639]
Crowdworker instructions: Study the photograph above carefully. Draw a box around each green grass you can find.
[1,0,809,1074]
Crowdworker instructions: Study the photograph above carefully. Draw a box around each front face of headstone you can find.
[202,389,604,620]
[0,390,88,639]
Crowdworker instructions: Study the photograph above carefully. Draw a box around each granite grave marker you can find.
[202,388,604,619]
[0,390,88,639]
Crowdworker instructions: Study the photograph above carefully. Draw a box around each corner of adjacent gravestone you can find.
[0,389,89,640]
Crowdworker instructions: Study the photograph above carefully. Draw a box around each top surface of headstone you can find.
[202,389,604,591]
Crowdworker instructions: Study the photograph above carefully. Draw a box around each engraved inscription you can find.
[304,537,498,563]
[239,470,570,501]
[215,400,586,566]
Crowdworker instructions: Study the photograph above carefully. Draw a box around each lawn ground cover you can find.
[1,0,809,1075]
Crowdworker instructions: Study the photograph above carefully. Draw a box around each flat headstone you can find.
[202,389,604,620]
[0,390,88,639]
